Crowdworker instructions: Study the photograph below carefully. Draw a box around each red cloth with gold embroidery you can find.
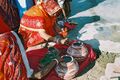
[19,3,59,48]
[0,32,28,80]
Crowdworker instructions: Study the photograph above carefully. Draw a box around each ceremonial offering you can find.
[55,55,79,80]
[67,41,88,58]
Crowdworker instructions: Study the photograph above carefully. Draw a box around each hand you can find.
[60,38,68,44]
[59,28,68,38]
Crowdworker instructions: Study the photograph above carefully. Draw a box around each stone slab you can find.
[78,22,120,53]
[69,0,120,53]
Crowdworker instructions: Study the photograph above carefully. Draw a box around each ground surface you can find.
[68,0,120,53]
[68,0,120,79]
[75,52,120,80]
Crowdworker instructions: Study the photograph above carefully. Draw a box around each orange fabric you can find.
[0,32,28,80]
[21,4,57,35]
[0,16,11,34]
[59,27,68,38]
[0,72,3,80]
[19,4,57,47]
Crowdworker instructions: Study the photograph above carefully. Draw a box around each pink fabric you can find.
[27,43,96,80]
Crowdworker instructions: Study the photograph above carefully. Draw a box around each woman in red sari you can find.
[0,0,67,80]
[18,0,96,80]
[0,31,31,80]
[0,0,96,80]
[18,0,69,79]
[18,0,67,49]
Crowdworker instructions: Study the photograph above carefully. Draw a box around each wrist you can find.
[48,36,61,44]
[53,37,61,44]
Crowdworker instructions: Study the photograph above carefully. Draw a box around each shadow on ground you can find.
[68,0,103,39]
[68,15,100,40]
[84,39,101,58]
[77,61,96,77]
[71,0,106,16]
[67,0,104,77]
[77,39,101,77]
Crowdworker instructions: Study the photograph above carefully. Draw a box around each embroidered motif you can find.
[0,50,2,55]
[21,15,44,29]
[8,61,12,66]
[42,0,61,16]
[28,38,34,44]
[9,45,13,48]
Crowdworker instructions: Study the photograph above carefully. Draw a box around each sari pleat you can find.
[0,32,28,80]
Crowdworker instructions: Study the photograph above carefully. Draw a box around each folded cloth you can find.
[27,42,96,80]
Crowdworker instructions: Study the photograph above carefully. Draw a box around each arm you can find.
[21,24,67,47]
[39,29,68,44]
[61,8,67,19]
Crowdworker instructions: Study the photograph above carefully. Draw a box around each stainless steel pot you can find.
[55,55,79,80]
[67,41,88,58]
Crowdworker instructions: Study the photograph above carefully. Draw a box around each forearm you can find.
[37,29,60,43]
[38,31,52,41]
[61,8,67,19]
[38,28,67,44]
[48,36,61,44]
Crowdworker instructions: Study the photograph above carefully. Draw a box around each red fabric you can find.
[18,27,45,48]
[0,32,28,80]
[27,48,48,72]
[27,43,96,80]
[21,15,44,29]
[41,0,61,16]
[26,44,67,72]
[19,4,57,48]
[0,16,11,34]
[64,22,76,29]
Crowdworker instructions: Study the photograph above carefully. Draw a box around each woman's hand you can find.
[59,27,68,38]
[60,38,68,44]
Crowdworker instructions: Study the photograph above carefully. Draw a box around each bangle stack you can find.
[53,37,61,44]
[48,36,61,44]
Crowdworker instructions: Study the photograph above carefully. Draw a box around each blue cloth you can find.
[15,0,34,18]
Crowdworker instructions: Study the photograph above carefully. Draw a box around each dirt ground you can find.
[75,51,120,80]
